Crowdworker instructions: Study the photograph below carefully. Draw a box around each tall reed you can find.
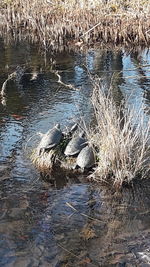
[89,78,150,187]
[0,0,150,48]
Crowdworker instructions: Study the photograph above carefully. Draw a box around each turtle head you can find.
[70,123,78,133]
[55,123,60,129]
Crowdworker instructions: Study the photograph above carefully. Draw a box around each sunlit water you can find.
[0,40,150,266]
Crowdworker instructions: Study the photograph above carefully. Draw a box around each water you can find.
[0,40,150,266]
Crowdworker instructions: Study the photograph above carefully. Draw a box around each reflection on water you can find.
[0,40,150,266]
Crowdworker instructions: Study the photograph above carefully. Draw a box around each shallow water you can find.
[0,41,150,266]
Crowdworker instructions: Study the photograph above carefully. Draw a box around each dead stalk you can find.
[89,77,150,187]
[0,0,150,47]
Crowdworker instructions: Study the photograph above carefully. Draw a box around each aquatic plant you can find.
[89,77,150,187]
[0,0,150,48]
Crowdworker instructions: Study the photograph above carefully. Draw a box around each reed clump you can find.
[89,78,150,187]
[0,0,150,48]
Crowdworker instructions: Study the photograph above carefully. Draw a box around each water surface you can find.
[0,41,150,266]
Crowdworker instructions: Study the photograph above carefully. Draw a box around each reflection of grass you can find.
[0,0,150,47]
[89,78,150,187]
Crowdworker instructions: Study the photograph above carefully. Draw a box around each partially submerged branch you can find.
[1,72,16,97]
[53,70,75,89]
[1,78,9,97]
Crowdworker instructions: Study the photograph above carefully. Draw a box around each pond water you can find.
[0,40,150,266]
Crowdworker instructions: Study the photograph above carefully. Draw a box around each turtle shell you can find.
[38,124,62,152]
[64,134,87,156]
[76,146,95,169]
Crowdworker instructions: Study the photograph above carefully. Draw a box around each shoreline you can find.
[0,1,150,49]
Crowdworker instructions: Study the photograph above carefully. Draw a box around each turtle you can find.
[75,146,95,170]
[38,123,62,155]
[64,131,87,156]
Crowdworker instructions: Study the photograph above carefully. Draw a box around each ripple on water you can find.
[0,41,150,266]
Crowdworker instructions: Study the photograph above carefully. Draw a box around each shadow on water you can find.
[0,40,150,266]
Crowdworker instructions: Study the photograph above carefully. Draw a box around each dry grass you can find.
[0,0,150,48]
[89,78,150,187]
[30,138,77,173]
[31,149,55,171]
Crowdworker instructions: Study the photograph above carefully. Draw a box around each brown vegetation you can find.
[30,138,77,173]
[31,75,150,188]
[89,78,150,187]
[0,0,150,48]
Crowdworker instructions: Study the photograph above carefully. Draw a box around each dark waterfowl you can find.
[76,146,95,170]
[38,123,62,155]
[64,131,87,156]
